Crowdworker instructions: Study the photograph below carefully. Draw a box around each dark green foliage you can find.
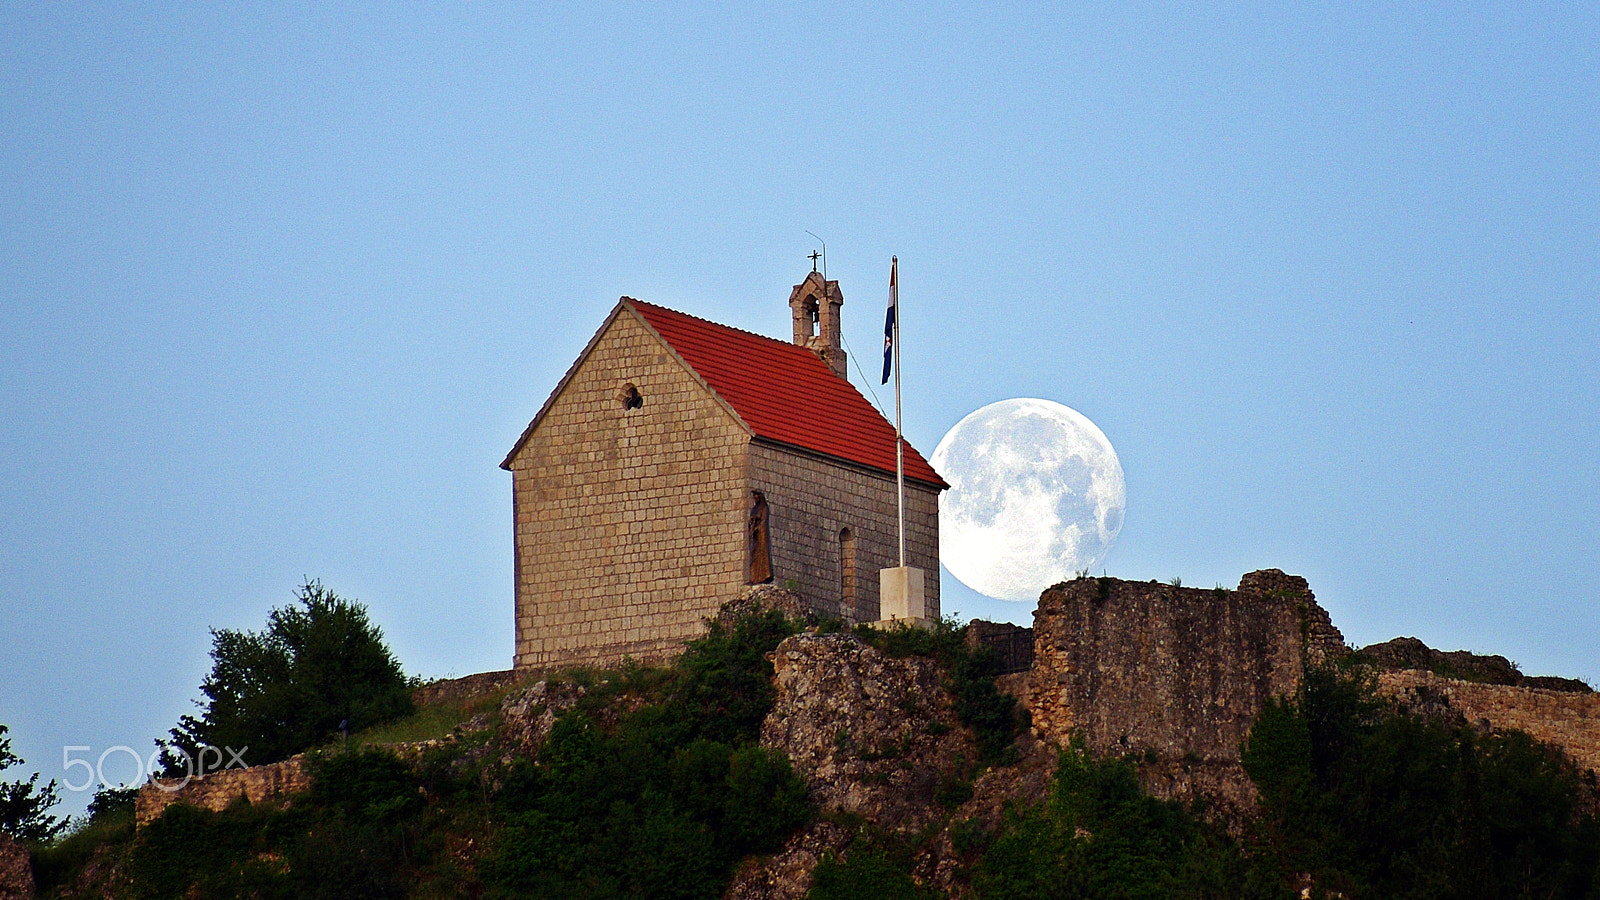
[935,772,975,810]
[32,785,141,890]
[853,618,1025,763]
[310,749,425,825]
[808,843,938,900]
[0,723,65,842]
[481,610,809,899]
[86,784,139,824]
[1242,665,1600,898]
[973,742,1246,900]
[163,580,413,771]
[722,743,812,853]
[124,750,433,899]
[665,608,800,744]
[127,801,297,900]
[949,644,1024,762]
[30,798,138,895]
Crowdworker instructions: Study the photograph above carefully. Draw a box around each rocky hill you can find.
[19,573,1600,899]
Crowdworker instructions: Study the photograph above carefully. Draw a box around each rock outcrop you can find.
[729,629,1064,899]
[1358,636,1592,693]
[760,632,975,830]
[728,632,977,898]
[720,584,811,626]
[0,833,32,900]
[499,678,588,754]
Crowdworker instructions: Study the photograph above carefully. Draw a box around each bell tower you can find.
[787,270,847,378]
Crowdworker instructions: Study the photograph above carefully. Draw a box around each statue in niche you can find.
[747,490,773,584]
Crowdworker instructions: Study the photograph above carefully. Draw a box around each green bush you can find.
[311,748,424,826]
[808,844,936,900]
[481,610,810,899]
[30,811,137,895]
[162,580,413,772]
[1241,665,1600,898]
[126,784,415,900]
[973,742,1246,900]
[665,608,802,745]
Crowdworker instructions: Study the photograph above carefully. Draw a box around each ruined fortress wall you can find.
[1028,570,1341,765]
[1377,670,1600,775]
[749,442,939,624]
[508,310,750,668]
[135,757,309,826]
[1026,570,1341,815]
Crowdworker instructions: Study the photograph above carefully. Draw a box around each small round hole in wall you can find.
[619,383,644,410]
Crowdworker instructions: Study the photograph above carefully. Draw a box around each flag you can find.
[882,258,897,384]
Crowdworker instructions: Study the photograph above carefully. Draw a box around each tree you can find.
[0,724,66,843]
[162,580,413,773]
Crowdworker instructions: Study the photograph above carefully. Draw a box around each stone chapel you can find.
[502,271,947,668]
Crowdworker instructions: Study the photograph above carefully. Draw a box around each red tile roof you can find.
[629,299,947,489]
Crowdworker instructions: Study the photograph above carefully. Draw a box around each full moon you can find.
[931,398,1126,602]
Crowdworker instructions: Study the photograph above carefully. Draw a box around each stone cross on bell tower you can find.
[788,270,847,378]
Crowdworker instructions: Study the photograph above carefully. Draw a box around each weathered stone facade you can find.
[135,756,310,826]
[965,619,1034,675]
[1027,570,1344,814]
[749,442,939,624]
[506,307,751,668]
[1377,670,1600,775]
[411,668,527,708]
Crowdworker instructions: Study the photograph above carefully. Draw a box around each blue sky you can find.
[3,4,1596,817]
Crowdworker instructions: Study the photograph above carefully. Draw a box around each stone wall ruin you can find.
[135,756,309,826]
[1026,569,1344,814]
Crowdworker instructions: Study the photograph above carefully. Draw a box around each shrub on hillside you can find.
[972,741,1245,899]
[161,580,413,772]
[1242,665,1600,898]
[481,609,809,899]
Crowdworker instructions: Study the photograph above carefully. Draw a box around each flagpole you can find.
[892,256,905,569]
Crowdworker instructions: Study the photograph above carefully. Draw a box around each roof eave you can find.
[750,435,949,492]
[622,299,755,438]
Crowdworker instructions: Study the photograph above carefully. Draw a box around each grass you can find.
[347,676,536,749]
[30,806,138,895]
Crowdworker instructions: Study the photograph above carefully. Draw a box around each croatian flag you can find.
[881,258,897,384]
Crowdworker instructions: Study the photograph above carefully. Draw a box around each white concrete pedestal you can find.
[875,566,932,629]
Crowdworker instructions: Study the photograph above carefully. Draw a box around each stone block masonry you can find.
[749,441,939,625]
[508,310,751,669]
[507,298,945,668]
